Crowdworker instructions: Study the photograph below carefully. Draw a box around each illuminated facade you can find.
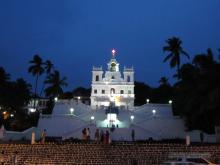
[90,50,134,109]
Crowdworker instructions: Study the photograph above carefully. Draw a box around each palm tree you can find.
[163,37,189,78]
[158,76,169,86]
[193,48,215,69]
[44,70,67,98]
[28,55,45,108]
[0,67,10,83]
[40,60,54,96]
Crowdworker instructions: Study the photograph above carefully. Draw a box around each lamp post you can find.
[152,109,156,118]
[54,97,58,102]
[70,108,74,115]
[91,116,95,125]
[130,115,134,124]
[146,99,150,104]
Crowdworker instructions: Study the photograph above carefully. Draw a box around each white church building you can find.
[90,49,134,109]
[2,49,215,142]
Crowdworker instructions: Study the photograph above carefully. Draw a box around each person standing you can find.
[94,129,100,142]
[105,130,110,144]
[41,129,46,144]
[200,131,204,143]
[82,128,87,140]
[100,130,104,143]
[86,128,90,141]
[131,129,135,142]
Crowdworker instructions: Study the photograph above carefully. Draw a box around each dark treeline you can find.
[1,37,220,133]
[0,67,34,131]
[162,37,220,133]
[0,55,68,131]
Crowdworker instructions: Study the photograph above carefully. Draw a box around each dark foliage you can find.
[171,49,220,133]
[134,81,151,106]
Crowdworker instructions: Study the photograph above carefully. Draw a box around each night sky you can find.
[1,0,220,91]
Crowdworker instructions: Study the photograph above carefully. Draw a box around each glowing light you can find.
[70,108,74,114]
[29,108,36,113]
[91,116,95,120]
[77,96,81,100]
[146,99,150,103]
[112,49,116,56]
[169,100,173,104]
[152,109,156,115]
[10,114,14,117]
[130,115,134,120]
[54,97,58,102]
[2,111,7,115]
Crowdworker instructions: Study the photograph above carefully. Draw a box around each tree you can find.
[28,55,45,100]
[134,81,152,105]
[40,60,54,96]
[193,48,215,70]
[158,76,169,86]
[44,70,67,98]
[163,37,189,78]
[0,67,10,83]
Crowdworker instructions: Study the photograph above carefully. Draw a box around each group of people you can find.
[95,129,110,144]
[81,128,110,144]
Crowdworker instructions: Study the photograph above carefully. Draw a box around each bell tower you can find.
[90,49,135,109]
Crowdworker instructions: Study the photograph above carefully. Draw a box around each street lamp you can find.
[70,108,74,114]
[29,108,36,113]
[152,109,156,116]
[130,115,134,121]
[91,116,95,120]
[169,100,172,104]
[54,97,58,102]
[146,99,150,103]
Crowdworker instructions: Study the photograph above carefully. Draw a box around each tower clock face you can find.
[110,62,116,71]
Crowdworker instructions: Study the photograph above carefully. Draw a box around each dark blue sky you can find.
[1,0,220,91]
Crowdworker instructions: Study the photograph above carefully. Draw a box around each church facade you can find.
[90,50,134,109]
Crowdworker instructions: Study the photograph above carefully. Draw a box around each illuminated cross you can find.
[112,49,116,57]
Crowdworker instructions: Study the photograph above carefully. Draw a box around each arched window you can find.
[120,90,124,94]
[95,75,99,81]
[111,76,115,79]
[127,76,131,82]
[110,88,115,94]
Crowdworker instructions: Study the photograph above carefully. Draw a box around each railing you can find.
[93,66,103,71]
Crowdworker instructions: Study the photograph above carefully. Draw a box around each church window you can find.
[128,90,131,94]
[94,89,97,94]
[120,90,124,94]
[102,90,105,94]
[111,76,115,79]
[95,75,99,81]
[110,88,115,94]
[127,76,131,82]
